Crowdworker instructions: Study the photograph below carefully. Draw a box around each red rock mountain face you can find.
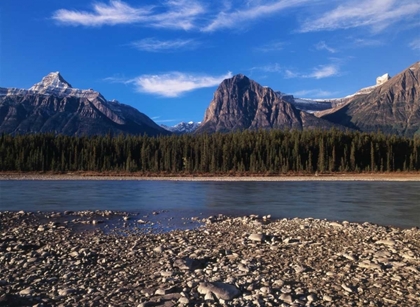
[196,74,338,133]
[0,73,170,137]
[320,62,420,137]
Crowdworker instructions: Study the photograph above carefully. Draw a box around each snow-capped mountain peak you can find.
[30,72,72,92]
[22,72,105,100]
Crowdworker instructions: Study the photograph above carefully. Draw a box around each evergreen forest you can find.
[1,130,419,174]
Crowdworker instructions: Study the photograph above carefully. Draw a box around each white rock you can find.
[197,282,241,301]
[248,233,265,242]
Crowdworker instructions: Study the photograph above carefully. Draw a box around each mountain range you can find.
[1,62,419,137]
[161,121,201,134]
[0,72,169,136]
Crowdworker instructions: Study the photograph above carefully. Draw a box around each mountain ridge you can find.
[1,62,418,137]
[318,62,420,137]
[0,73,170,137]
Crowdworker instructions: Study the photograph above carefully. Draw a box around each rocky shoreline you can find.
[0,211,419,306]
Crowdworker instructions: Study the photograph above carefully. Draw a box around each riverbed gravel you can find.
[0,211,419,306]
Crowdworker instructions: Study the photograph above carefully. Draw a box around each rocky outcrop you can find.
[319,62,420,137]
[0,72,170,137]
[196,74,339,133]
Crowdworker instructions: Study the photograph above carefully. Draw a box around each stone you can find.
[323,295,333,302]
[58,288,76,296]
[375,239,395,246]
[307,293,317,302]
[341,284,354,293]
[358,261,382,270]
[153,246,164,253]
[248,233,265,242]
[178,297,189,304]
[197,282,241,301]
[19,288,34,295]
[280,293,293,304]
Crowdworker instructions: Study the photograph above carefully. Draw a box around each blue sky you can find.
[1,0,419,125]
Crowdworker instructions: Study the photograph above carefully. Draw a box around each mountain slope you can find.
[320,62,420,137]
[195,74,339,133]
[0,72,170,137]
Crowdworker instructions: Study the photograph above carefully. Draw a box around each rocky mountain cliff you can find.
[0,72,170,137]
[319,62,420,137]
[195,74,339,133]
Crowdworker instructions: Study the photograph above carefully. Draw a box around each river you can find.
[1,180,419,228]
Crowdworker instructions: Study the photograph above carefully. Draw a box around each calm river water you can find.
[0,180,419,228]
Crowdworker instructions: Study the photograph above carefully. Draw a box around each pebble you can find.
[248,233,265,242]
[0,211,418,307]
[197,282,241,300]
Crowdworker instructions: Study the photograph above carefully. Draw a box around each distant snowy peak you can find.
[162,121,201,134]
[30,72,72,92]
[276,73,393,113]
[344,73,391,99]
[12,72,105,100]
[0,72,170,137]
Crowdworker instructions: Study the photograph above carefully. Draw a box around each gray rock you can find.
[197,282,241,301]
[58,288,76,296]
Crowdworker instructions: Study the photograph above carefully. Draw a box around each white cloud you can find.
[409,38,420,50]
[293,89,338,98]
[148,0,205,30]
[249,62,341,79]
[300,0,420,33]
[52,0,420,36]
[203,0,310,32]
[52,0,205,30]
[351,38,383,47]
[284,69,299,79]
[315,41,336,53]
[255,41,288,52]
[129,72,233,97]
[130,38,198,52]
[103,75,129,83]
[251,63,282,73]
[155,118,181,123]
[304,64,340,79]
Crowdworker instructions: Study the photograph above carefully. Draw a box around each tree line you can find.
[0,129,419,174]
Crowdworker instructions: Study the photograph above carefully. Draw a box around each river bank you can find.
[1,172,420,181]
[0,211,419,306]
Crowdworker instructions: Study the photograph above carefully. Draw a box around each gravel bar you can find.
[0,211,419,306]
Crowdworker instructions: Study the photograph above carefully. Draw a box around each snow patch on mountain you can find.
[162,121,201,134]
[276,73,392,113]
[30,71,72,91]
[3,72,131,125]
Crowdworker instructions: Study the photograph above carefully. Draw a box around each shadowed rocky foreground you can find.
[0,211,419,307]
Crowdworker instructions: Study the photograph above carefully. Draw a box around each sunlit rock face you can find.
[196,74,339,133]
